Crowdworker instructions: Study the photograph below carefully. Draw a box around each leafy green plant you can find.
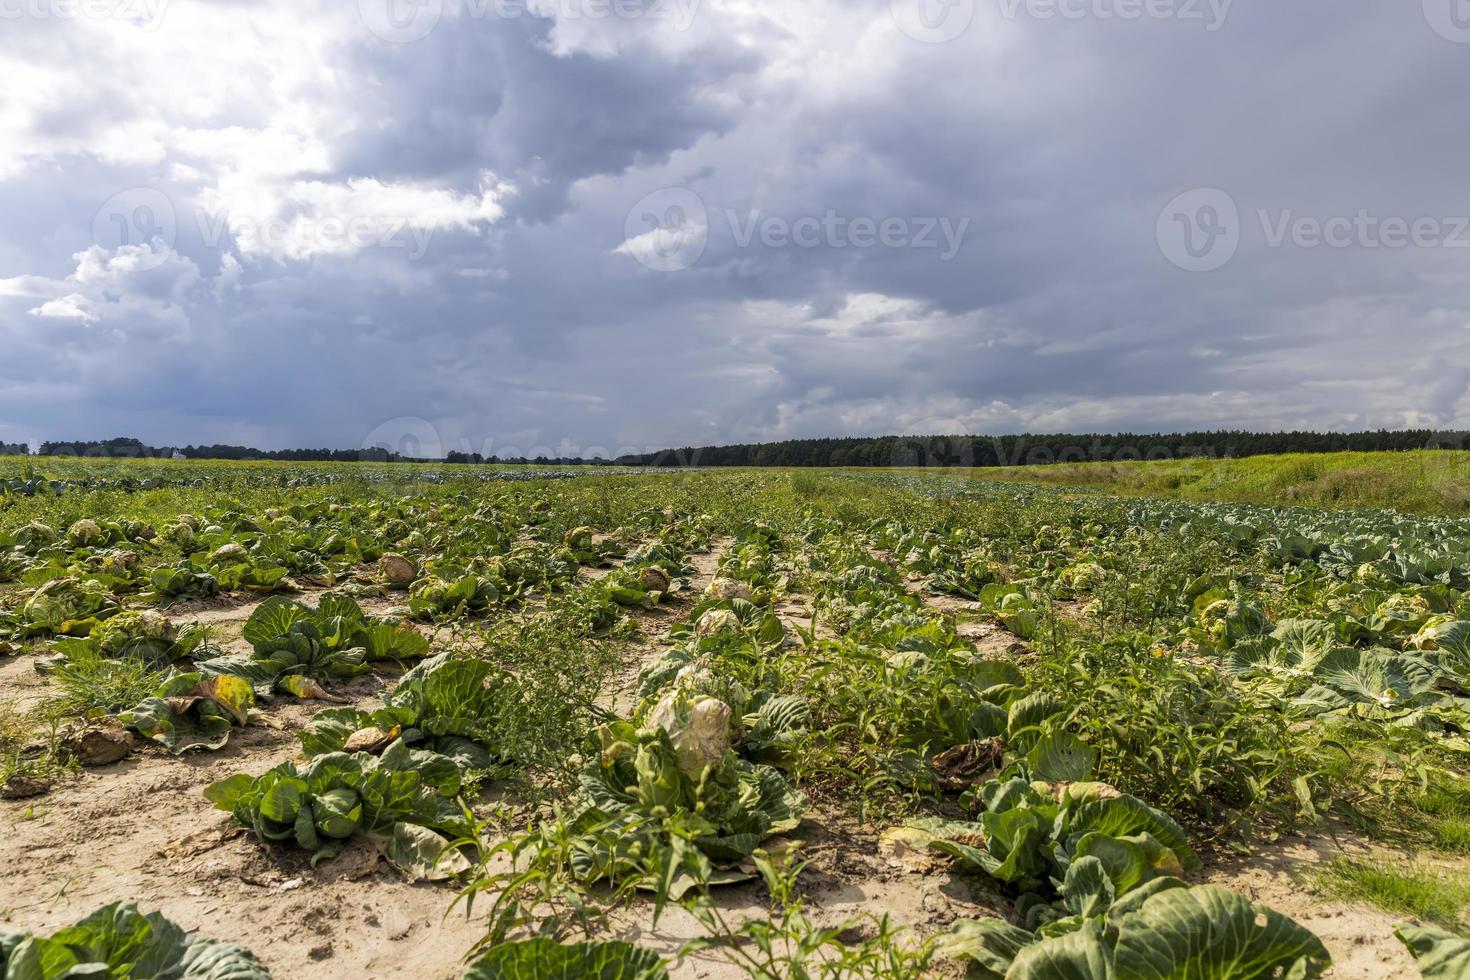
[679,850,933,979]
[298,653,515,775]
[0,902,270,979]
[939,882,1330,979]
[894,777,1197,906]
[572,719,805,889]
[9,576,119,638]
[410,573,501,619]
[41,646,175,717]
[150,564,221,601]
[464,938,667,979]
[39,611,212,673]
[195,593,427,697]
[205,743,472,880]
[1395,924,1470,978]
[562,526,625,566]
[977,584,1042,640]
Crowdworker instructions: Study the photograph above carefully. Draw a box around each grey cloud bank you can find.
[0,1,1467,452]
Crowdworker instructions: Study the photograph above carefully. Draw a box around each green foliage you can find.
[205,743,472,880]
[572,719,806,885]
[463,938,667,979]
[10,576,120,638]
[13,460,1470,978]
[678,851,935,979]
[1316,858,1470,931]
[0,902,270,979]
[194,593,427,698]
[940,883,1329,979]
[42,646,175,717]
[409,573,501,619]
[298,654,513,775]
[896,777,1197,907]
[1395,924,1470,978]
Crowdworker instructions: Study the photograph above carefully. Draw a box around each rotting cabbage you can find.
[149,564,221,601]
[119,672,256,754]
[563,526,624,565]
[644,690,733,777]
[1194,593,1272,648]
[37,612,211,675]
[15,577,119,637]
[681,599,786,648]
[705,578,753,602]
[695,608,741,638]
[93,609,178,659]
[379,552,418,588]
[568,717,806,891]
[636,662,808,767]
[639,566,672,594]
[409,573,500,619]
[892,776,1198,901]
[13,521,57,551]
[66,518,106,548]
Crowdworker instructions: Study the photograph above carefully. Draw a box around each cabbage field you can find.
[1,460,1468,978]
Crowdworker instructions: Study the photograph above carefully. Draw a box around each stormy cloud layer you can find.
[2,0,1468,457]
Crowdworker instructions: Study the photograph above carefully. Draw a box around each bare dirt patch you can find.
[1199,832,1419,978]
[0,690,489,979]
[599,538,730,717]
[0,653,52,716]
[600,806,988,978]
[0,581,473,980]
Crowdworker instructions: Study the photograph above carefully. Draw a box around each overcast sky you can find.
[2,0,1468,457]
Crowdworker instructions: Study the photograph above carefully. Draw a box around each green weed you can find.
[1317,857,1470,930]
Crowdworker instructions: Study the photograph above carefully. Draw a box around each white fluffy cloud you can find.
[197,173,510,261]
[2,241,201,332]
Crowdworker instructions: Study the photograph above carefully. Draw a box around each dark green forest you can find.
[15,430,1469,468]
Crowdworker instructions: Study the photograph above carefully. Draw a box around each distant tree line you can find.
[24,430,1470,468]
[444,452,614,465]
[35,438,413,463]
[613,430,1470,468]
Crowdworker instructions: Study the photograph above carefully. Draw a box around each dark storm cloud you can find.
[332,13,753,221]
[1,0,1468,452]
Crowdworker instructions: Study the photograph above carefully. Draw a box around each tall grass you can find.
[1317,858,1470,930]
[964,451,1470,515]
